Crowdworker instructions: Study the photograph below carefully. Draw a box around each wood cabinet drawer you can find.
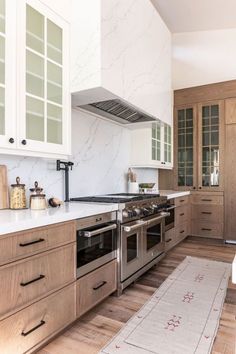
[191,194,223,205]
[76,260,117,317]
[175,223,189,242]
[175,205,190,225]
[0,243,76,319]
[165,228,176,251]
[191,221,223,239]
[0,283,76,354]
[191,205,223,223]
[175,196,189,207]
[0,221,76,266]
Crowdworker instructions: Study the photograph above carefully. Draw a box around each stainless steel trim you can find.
[79,223,117,238]
[76,251,117,278]
[146,212,170,225]
[164,205,176,211]
[123,220,147,233]
[76,211,116,229]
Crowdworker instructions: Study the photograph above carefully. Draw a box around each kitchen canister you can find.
[29,181,47,210]
[10,177,27,209]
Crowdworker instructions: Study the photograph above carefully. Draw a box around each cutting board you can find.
[0,165,9,209]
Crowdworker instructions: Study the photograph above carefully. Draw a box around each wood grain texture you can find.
[165,228,176,251]
[174,195,189,207]
[191,221,223,239]
[224,124,236,240]
[191,193,224,205]
[37,238,236,354]
[76,260,117,318]
[174,79,236,106]
[0,220,76,266]
[175,204,189,225]
[0,165,9,209]
[225,98,236,125]
[0,243,76,320]
[0,283,76,354]
[191,204,224,223]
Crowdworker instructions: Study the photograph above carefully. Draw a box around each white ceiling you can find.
[151,0,236,33]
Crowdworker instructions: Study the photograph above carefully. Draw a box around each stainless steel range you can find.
[71,193,169,295]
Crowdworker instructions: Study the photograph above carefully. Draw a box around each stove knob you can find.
[122,209,129,218]
[134,207,141,216]
[128,210,134,218]
[142,208,150,216]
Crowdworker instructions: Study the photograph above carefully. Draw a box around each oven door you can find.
[143,214,166,265]
[120,220,145,282]
[77,223,117,278]
[164,205,176,231]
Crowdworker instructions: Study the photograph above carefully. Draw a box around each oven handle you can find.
[146,212,170,225]
[163,205,176,211]
[123,221,147,233]
[79,223,117,238]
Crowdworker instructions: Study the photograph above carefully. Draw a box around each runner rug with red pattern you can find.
[100,256,231,354]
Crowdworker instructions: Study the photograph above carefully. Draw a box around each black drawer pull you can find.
[93,281,107,290]
[166,238,172,243]
[201,212,212,215]
[201,199,212,202]
[180,200,185,203]
[95,217,102,222]
[20,274,45,287]
[19,238,45,247]
[21,320,46,337]
[201,228,212,231]
[180,213,185,216]
[180,230,185,234]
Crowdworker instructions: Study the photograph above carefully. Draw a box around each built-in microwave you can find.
[76,212,117,278]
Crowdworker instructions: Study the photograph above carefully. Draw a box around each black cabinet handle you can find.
[19,238,45,247]
[21,320,46,337]
[201,212,212,215]
[180,230,185,234]
[9,137,14,144]
[180,213,185,216]
[180,200,185,203]
[201,228,212,231]
[95,217,102,222]
[161,162,166,165]
[20,274,45,287]
[201,199,212,202]
[21,139,27,145]
[193,186,196,190]
[166,238,172,243]
[93,281,107,290]
[199,186,202,189]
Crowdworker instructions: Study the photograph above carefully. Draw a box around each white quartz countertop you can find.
[0,202,119,236]
[159,190,190,200]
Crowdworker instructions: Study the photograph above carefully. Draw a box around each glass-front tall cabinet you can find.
[174,101,224,191]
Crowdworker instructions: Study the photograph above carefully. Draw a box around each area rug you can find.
[100,256,231,354]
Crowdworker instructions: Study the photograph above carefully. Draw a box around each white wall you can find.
[0,110,158,204]
[172,28,236,90]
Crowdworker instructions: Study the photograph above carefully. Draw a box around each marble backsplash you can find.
[0,109,158,202]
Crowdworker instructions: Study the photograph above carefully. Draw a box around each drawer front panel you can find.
[175,196,189,207]
[191,194,223,205]
[0,244,76,318]
[165,228,176,251]
[191,221,223,239]
[175,205,190,226]
[0,221,76,266]
[76,260,117,317]
[191,205,223,223]
[175,223,189,242]
[0,284,76,354]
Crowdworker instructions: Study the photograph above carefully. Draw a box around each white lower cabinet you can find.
[0,0,71,158]
[130,121,173,169]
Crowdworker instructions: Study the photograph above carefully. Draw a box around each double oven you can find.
[121,213,166,282]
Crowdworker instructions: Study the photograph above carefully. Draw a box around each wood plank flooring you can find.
[38,237,236,354]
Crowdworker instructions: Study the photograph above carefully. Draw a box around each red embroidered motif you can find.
[194,274,204,282]
[165,315,182,331]
[182,291,194,303]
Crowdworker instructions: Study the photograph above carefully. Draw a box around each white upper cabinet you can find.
[130,123,173,169]
[0,0,71,158]
[71,0,172,125]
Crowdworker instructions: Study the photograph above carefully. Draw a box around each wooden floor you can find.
[38,237,236,354]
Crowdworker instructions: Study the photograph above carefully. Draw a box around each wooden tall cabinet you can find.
[174,100,224,191]
[224,98,236,241]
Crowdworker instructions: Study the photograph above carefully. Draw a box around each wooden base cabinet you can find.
[76,260,117,317]
[0,284,76,354]
[191,192,224,239]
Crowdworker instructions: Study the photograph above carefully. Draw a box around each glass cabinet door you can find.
[175,106,197,190]
[198,101,223,190]
[0,0,5,137]
[163,123,172,165]
[151,121,161,162]
[18,0,70,155]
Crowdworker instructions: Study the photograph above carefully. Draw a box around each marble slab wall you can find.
[0,109,158,203]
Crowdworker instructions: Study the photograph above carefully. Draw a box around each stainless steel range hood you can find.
[72,88,157,125]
